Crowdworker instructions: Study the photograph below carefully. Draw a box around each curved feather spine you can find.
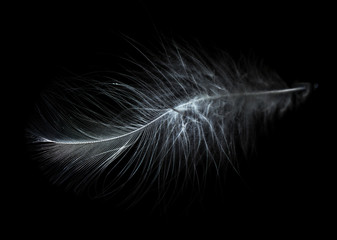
[40,86,307,145]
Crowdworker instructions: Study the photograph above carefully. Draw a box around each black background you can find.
[9,1,334,237]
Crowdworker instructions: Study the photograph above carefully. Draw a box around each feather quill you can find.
[27,41,311,204]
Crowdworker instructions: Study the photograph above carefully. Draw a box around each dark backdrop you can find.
[10,1,334,237]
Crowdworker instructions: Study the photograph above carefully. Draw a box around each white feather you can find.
[27,41,311,203]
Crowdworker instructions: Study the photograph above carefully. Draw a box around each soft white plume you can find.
[27,40,311,205]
